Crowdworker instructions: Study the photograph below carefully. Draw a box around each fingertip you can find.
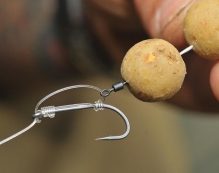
[210,61,219,101]
[134,0,196,48]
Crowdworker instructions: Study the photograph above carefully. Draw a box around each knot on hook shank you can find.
[0,82,130,146]
[41,106,56,118]
[94,100,104,111]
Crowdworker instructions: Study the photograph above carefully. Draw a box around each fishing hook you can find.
[0,81,130,145]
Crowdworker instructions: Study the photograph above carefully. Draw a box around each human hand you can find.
[85,0,219,111]
[134,0,219,111]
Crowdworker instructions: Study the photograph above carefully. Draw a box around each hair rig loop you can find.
[0,81,130,145]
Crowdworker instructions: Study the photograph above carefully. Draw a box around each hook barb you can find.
[94,103,130,140]
[1,82,130,145]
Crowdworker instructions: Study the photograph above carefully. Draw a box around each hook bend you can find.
[95,103,130,140]
[33,100,130,140]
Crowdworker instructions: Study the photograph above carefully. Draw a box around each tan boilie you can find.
[184,0,219,60]
[121,39,186,102]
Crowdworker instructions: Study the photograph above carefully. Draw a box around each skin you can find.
[1,1,219,111]
[134,0,196,48]
[211,62,219,100]
[0,1,69,92]
[85,0,219,111]
[134,0,219,111]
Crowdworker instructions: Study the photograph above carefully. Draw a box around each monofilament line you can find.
[0,119,37,145]
[180,45,194,55]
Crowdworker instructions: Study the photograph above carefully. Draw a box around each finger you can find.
[134,0,196,48]
[210,61,219,101]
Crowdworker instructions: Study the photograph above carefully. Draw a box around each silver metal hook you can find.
[33,100,130,140]
[94,101,130,140]
[0,81,130,145]
[33,81,129,140]
[34,84,103,113]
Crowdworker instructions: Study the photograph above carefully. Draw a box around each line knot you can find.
[94,100,104,111]
[41,106,56,118]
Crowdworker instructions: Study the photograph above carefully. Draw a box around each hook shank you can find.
[1,82,130,145]
[33,101,130,140]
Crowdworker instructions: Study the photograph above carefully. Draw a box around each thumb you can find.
[134,0,196,48]
[210,61,219,101]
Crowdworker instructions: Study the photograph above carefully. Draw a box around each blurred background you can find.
[0,0,219,173]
